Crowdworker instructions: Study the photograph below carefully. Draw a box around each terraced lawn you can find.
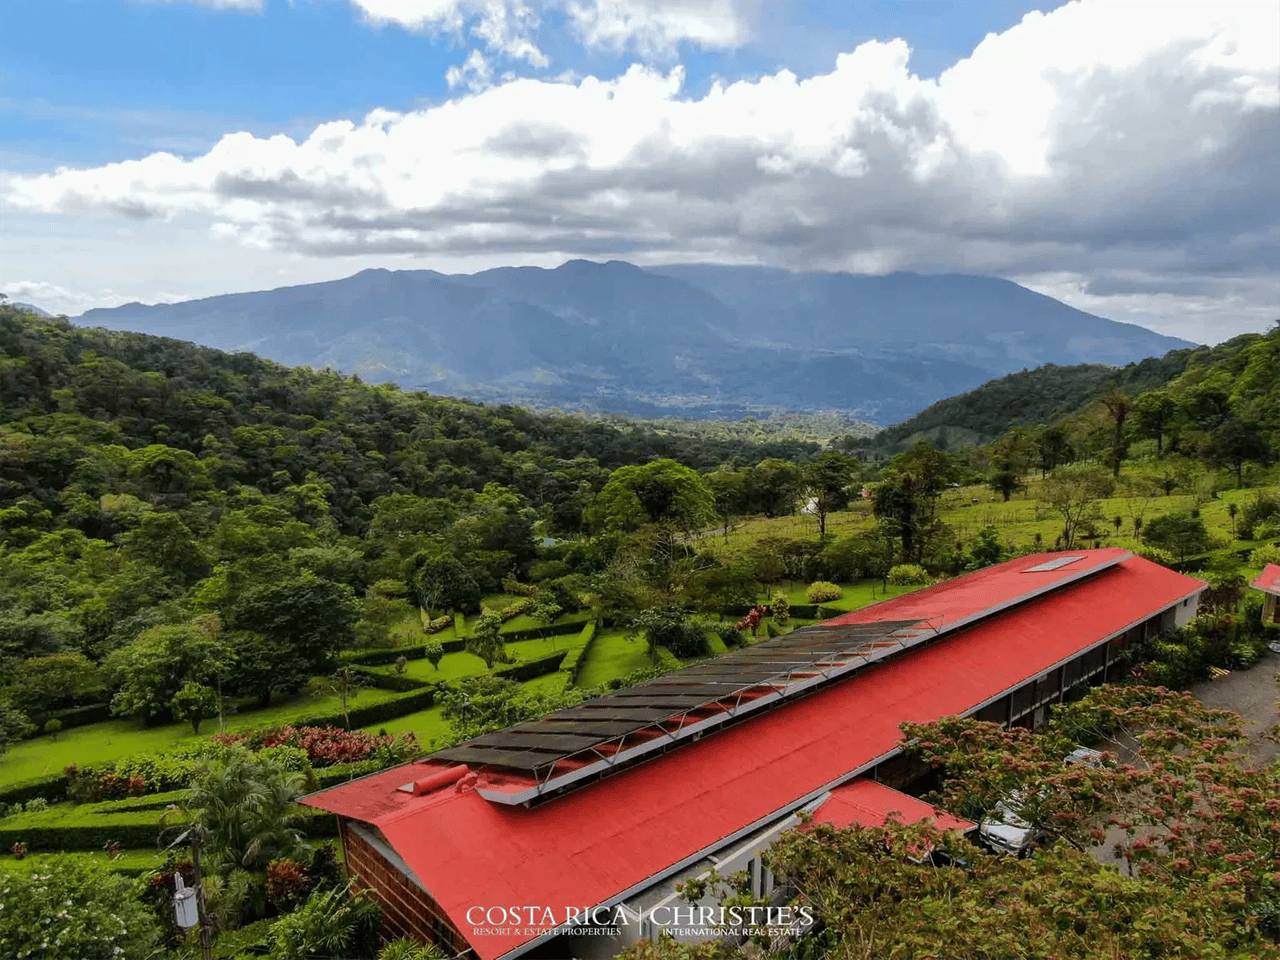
[0,848,168,876]
[363,671,573,748]
[379,631,592,683]
[575,629,653,689]
[765,580,922,610]
[0,681,407,785]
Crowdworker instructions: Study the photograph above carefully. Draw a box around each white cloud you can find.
[4,0,1278,343]
[143,0,265,11]
[446,49,496,92]
[349,0,753,65]
[563,0,749,56]
[0,279,184,316]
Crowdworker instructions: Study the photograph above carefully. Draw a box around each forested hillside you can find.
[853,364,1119,451]
[0,302,829,722]
[0,304,817,530]
[847,326,1279,455]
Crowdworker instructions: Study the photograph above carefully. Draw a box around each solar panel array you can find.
[431,618,922,799]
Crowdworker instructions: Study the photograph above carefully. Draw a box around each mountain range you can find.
[74,260,1194,425]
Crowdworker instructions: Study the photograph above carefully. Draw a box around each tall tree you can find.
[1035,425,1073,479]
[1133,390,1177,456]
[104,621,232,726]
[801,452,856,540]
[987,427,1035,502]
[872,442,957,562]
[1041,464,1116,549]
[465,611,509,671]
[587,459,716,534]
[1100,389,1133,478]
[229,573,359,678]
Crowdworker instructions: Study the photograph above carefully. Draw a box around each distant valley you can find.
[75,260,1194,426]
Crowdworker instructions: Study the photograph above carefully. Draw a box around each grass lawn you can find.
[0,848,168,876]
[710,475,1277,560]
[362,703,449,747]
[575,629,652,689]
[0,681,407,785]
[362,670,574,749]
[379,631,592,683]
[764,580,922,609]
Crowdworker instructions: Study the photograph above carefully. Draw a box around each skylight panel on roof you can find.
[1023,555,1085,572]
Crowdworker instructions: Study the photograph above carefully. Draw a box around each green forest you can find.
[849,327,1279,455]
[0,300,1277,960]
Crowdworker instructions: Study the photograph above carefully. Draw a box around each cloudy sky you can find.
[1,0,1276,345]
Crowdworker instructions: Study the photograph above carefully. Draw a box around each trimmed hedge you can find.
[559,621,598,685]
[1171,542,1270,573]
[0,806,336,852]
[291,687,437,730]
[86,789,189,813]
[493,651,568,683]
[316,759,386,788]
[340,639,465,667]
[26,702,113,737]
[768,603,843,621]
[349,666,434,693]
[0,774,70,807]
[500,616,593,643]
[0,808,183,852]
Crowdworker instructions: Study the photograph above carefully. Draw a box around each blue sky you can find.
[2,0,1051,170]
[1,0,1276,344]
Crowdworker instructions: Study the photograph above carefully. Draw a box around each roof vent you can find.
[410,765,470,796]
[1023,556,1084,573]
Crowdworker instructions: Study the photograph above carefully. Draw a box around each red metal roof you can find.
[1251,563,1280,597]
[305,552,1202,960]
[809,779,974,834]
[826,547,1132,633]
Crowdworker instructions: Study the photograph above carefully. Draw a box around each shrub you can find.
[266,858,311,912]
[1135,545,1176,567]
[627,606,710,660]
[771,594,791,626]
[24,797,48,813]
[424,615,452,634]
[423,639,444,670]
[1254,519,1280,542]
[701,620,740,647]
[1239,492,1280,540]
[211,726,420,769]
[380,936,447,960]
[307,842,342,893]
[1141,512,1215,561]
[805,581,844,603]
[0,855,162,959]
[502,577,538,596]
[266,886,381,960]
[887,564,930,585]
[42,717,63,739]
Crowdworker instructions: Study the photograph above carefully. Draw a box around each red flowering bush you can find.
[211,725,418,768]
[266,857,310,912]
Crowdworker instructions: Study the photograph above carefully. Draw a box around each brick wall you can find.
[340,818,472,956]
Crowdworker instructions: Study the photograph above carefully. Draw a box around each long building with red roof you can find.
[303,549,1205,960]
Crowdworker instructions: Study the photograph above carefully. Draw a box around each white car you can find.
[1064,745,1104,767]
[980,746,1102,855]
[979,792,1043,857]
